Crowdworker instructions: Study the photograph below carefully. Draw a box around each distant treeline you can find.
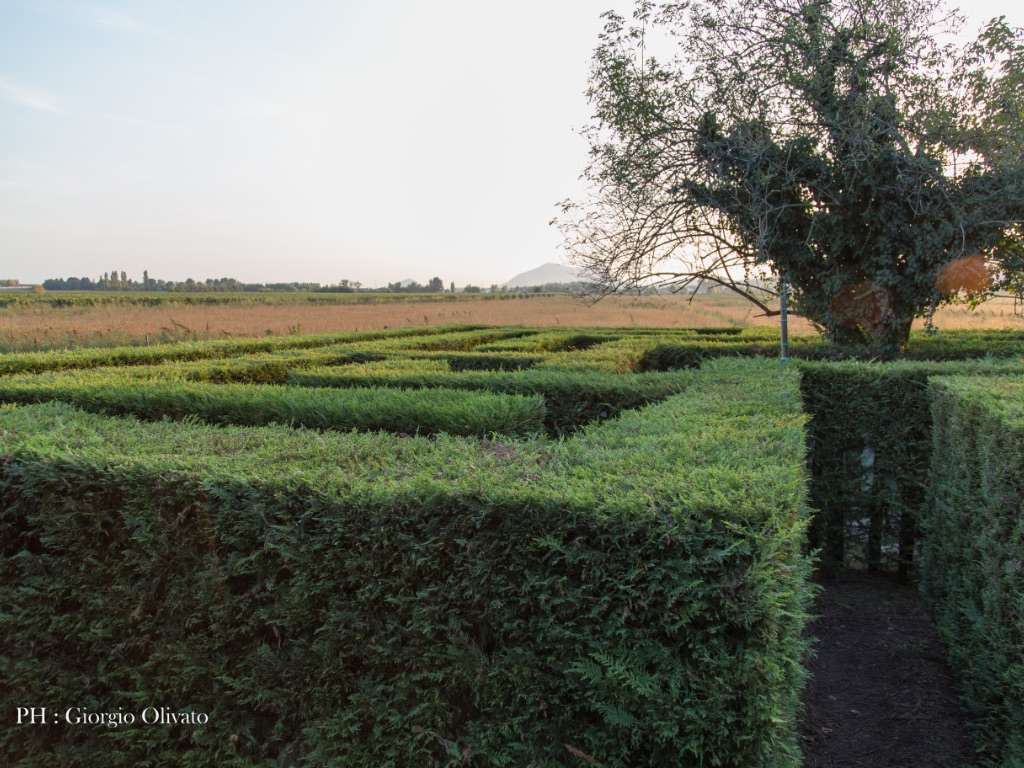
[39,272,586,294]
[42,273,325,293]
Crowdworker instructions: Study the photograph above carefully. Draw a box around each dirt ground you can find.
[800,571,977,768]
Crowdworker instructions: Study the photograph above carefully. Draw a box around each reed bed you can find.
[2,291,1019,352]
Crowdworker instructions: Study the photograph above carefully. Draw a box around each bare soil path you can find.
[800,572,976,768]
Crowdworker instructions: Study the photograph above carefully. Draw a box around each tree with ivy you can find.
[557,0,1024,354]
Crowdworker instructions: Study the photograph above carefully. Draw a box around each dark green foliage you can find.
[442,353,544,372]
[613,328,1024,576]
[531,337,664,373]
[635,339,856,371]
[28,321,1024,764]
[475,330,700,370]
[173,358,294,385]
[291,365,692,436]
[922,377,1024,764]
[404,329,538,352]
[0,359,814,767]
[528,332,620,352]
[0,373,546,438]
[896,329,1024,361]
[4,323,1022,572]
[148,351,389,384]
[796,359,1024,574]
[562,0,1024,354]
[635,329,1024,372]
[691,327,744,336]
[0,326,480,377]
[636,341,747,371]
[798,362,934,574]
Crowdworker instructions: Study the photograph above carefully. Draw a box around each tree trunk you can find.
[869,317,914,359]
[826,315,914,359]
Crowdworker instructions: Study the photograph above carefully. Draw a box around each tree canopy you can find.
[558,0,1024,353]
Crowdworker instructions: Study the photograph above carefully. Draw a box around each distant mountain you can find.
[503,263,583,288]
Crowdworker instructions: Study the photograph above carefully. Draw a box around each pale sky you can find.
[1,1,1020,288]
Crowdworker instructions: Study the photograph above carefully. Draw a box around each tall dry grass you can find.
[1,292,1020,352]
[916,296,1024,331]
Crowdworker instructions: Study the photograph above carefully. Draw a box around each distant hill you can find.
[503,263,583,289]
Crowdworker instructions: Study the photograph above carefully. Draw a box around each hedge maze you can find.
[924,376,1024,764]
[1,324,1023,765]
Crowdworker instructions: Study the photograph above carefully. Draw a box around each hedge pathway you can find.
[800,572,976,767]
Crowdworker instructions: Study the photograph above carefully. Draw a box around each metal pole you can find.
[780,274,790,362]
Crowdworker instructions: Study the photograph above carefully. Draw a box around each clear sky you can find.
[1,0,1020,288]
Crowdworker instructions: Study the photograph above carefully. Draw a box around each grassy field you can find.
[1,290,1021,352]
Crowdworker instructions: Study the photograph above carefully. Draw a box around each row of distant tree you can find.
[38,272,586,294]
[41,272,325,293]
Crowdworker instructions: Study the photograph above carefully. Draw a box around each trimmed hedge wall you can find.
[795,359,1024,575]
[634,329,1024,372]
[441,353,545,372]
[627,330,1022,576]
[290,365,693,436]
[0,358,814,767]
[0,326,479,377]
[922,376,1024,765]
[0,372,546,438]
[798,361,935,574]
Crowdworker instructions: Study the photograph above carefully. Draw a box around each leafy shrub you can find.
[0,326,476,377]
[292,365,693,436]
[0,372,545,438]
[441,353,544,372]
[922,376,1024,764]
[0,358,814,767]
[797,359,1024,574]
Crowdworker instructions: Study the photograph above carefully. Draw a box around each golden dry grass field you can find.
[1,291,1022,352]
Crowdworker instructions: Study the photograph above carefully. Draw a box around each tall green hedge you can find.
[0,358,814,767]
[633,329,1024,372]
[795,359,1024,575]
[291,365,693,436]
[0,326,480,376]
[922,376,1024,765]
[0,372,546,438]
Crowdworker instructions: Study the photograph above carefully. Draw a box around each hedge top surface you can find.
[0,400,550,491]
[556,358,810,512]
[292,360,693,390]
[0,325,483,376]
[0,358,807,526]
[928,375,1024,427]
